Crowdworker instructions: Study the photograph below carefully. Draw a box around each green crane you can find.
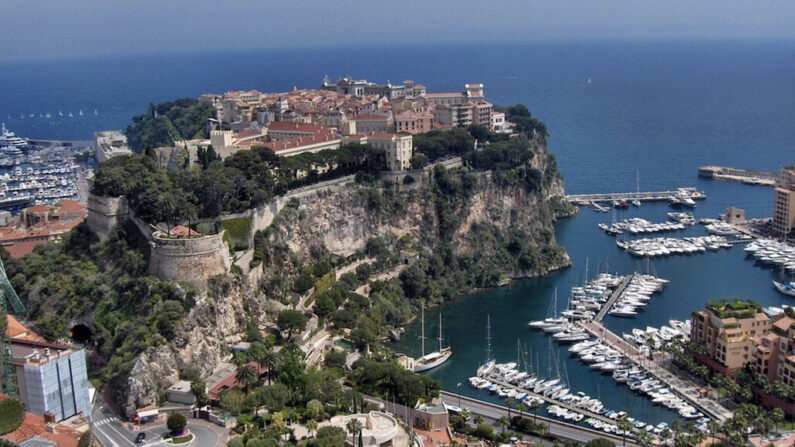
[0,258,25,397]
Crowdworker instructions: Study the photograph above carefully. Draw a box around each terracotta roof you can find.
[2,241,45,258]
[169,225,200,237]
[353,114,389,121]
[6,315,45,341]
[267,121,328,133]
[208,362,268,400]
[0,395,81,447]
[23,205,51,214]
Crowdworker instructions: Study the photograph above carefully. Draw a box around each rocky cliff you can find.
[124,135,573,410]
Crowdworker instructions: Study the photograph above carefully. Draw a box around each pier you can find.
[594,274,634,322]
[578,321,733,423]
[565,187,705,205]
[698,165,778,186]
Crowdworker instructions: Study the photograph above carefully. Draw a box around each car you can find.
[135,432,146,443]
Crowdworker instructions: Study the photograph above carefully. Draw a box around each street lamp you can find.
[457,382,462,408]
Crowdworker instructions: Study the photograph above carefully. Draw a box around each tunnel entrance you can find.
[69,324,93,344]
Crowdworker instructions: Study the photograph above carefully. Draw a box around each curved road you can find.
[92,399,224,447]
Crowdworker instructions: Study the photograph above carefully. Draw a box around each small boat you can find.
[774,281,795,297]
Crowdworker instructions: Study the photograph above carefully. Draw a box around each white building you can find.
[94,130,132,163]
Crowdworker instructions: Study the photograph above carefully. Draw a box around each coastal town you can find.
[0,69,792,447]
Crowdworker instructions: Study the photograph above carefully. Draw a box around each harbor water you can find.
[2,41,794,425]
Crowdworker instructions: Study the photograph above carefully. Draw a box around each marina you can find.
[599,217,687,236]
[616,235,735,258]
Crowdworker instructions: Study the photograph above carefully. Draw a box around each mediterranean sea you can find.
[2,40,794,425]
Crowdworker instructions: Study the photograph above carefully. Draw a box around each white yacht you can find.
[412,306,452,372]
[0,123,29,149]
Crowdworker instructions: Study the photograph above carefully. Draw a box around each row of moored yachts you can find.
[569,338,705,420]
[622,320,691,349]
[745,238,795,272]
[617,235,731,258]
[598,218,687,236]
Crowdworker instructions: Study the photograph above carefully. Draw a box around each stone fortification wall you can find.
[148,231,231,287]
[86,193,128,241]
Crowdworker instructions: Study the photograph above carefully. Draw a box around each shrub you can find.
[167,413,187,435]
[0,398,24,435]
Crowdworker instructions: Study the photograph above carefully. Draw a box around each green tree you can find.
[277,310,308,340]
[166,413,187,435]
[306,399,325,421]
[314,426,346,447]
[228,438,245,447]
[584,439,615,447]
[263,383,291,411]
[306,419,319,438]
[220,389,246,415]
[345,419,363,444]
[617,418,633,447]
[497,416,510,433]
[190,378,208,406]
[236,364,259,394]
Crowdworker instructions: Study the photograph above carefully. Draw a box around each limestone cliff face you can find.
[124,279,256,414]
[124,138,571,410]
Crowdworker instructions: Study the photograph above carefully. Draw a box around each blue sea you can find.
[3,41,795,425]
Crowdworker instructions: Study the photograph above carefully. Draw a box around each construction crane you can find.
[0,258,25,398]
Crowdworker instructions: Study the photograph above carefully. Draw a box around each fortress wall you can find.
[86,193,128,241]
[148,231,231,287]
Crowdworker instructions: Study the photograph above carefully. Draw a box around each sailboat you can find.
[477,315,496,376]
[632,171,641,207]
[413,304,452,372]
[528,288,566,329]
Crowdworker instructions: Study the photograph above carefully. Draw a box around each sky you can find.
[3,0,795,61]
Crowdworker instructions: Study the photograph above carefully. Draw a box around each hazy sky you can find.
[3,1,795,61]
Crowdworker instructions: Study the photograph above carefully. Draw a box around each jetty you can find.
[578,321,733,422]
[594,275,633,322]
[698,165,778,186]
[566,187,705,205]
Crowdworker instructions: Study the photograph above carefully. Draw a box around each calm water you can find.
[3,41,795,425]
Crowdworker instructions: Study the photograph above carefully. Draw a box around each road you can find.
[92,399,223,447]
[437,392,638,446]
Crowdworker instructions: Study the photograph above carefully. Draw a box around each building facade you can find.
[772,166,795,241]
[11,340,91,422]
[691,301,770,374]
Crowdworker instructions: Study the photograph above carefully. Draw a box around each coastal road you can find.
[92,399,224,447]
[437,392,639,446]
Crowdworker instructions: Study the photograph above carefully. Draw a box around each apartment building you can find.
[690,301,770,375]
[8,319,91,422]
[346,132,413,171]
[395,111,434,135]
[772,166,795,241]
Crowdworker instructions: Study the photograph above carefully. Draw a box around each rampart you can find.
[86,193,128,241]
[148,231,231,287]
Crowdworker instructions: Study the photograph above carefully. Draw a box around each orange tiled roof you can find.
[0,394,81,447]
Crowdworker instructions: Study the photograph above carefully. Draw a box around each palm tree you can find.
[528,400,541,424]
[660,427,672,446]
[459,408,471,424]
[473,415,483,425]
[232,352,247,368]
[346,418,363,445]
[670,419,683,443]
[235,364,258,394]
[770,407,785,433]
[261,347,279,385]
[617,418,633,446]
[636,429,653,447]
[306,419,318,437]
[497,416,510,433]
[504,398,516,419]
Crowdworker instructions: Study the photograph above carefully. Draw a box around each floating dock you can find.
[698,165,778,186]
[566,187,706,205]
[593,275,634,322]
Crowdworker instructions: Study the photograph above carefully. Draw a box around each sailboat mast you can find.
[486,315,492,362]
[420,303,426,357]
[438,313,443,351]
